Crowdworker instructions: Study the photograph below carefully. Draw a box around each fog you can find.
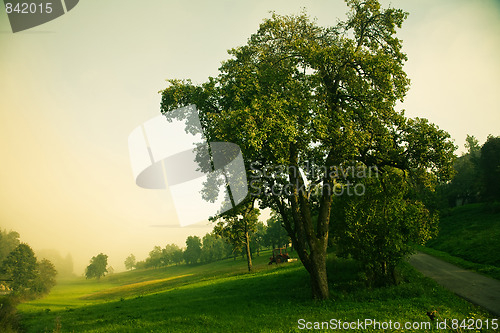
[1,0,499,274]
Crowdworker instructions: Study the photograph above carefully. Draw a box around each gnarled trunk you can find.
[306,250,329,299]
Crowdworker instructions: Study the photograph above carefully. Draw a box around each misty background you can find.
[0,0,499,274]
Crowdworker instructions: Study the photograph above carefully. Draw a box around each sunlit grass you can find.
[17,249,493,332]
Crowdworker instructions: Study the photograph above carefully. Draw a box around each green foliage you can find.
[136,244,185,269]
[160,1,455,299]
[213,201,260,271]
[332,168,438,285]
[183,236,202,265]
[480,135,500,202]
[124,254,136,270]
[439,134,500,207]
[1,243,38,294]
[85,253,108,280]
[145,246,163,268]
[200,233,230,263]
[0,295,20,333]
[265,211,290,249]
[162,244,184,266]
[0,233,58,331]
[250,221,266,255]
[0,229,20,264]
[31,259,57,296]
[0,243,57,299]
[440,135,481,206]
[213,204,259,253]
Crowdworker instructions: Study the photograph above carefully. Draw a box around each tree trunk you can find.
[270,142,333,300]
[244,231,252,271]
[308,252,329,300]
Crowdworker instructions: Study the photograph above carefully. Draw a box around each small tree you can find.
[213,200,260,271]
[183,236,202,264]
[31,259,57,296]
[124,254,136,270]
[85,253,108,280]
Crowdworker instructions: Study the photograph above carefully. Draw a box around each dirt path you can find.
[409,252,500,316]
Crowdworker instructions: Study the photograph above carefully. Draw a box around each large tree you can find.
[160,1,454,299]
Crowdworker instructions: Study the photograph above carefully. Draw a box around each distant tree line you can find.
[124,215,291,271]
[440,135,500,208]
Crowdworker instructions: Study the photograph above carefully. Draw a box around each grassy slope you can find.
[18,250,493,333]
[422,203,500,280]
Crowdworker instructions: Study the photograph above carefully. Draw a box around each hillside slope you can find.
[420,203,500,281]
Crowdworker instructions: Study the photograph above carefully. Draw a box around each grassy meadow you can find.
[16,249,494,332]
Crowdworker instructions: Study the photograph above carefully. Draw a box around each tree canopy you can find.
[124,254,136,270]
[1,243,37,294]
[0,242,57,298]
[160,0,455,299]
[183,236,202,265]
[85,253,108,280]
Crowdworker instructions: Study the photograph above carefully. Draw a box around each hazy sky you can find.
[1,0,499,274]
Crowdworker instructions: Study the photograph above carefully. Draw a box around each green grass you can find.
[422,203,500,280]
[17,250,494,332]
